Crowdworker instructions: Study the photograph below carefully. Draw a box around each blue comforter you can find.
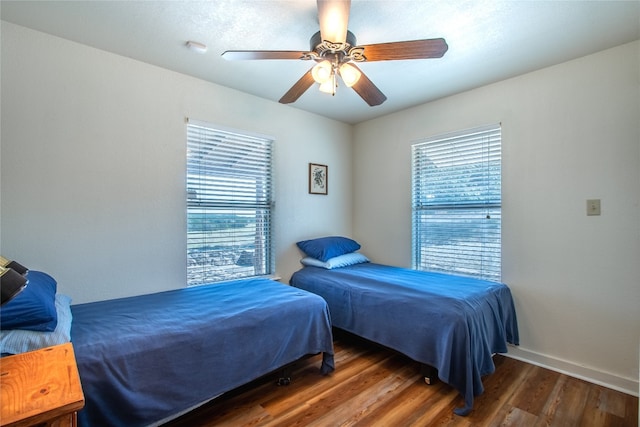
[71,278,334,426]
[290,263,518,416]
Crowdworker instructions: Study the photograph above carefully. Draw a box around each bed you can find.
[68,277,334,426]
[289,237,518,416]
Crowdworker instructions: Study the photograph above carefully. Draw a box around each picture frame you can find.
[308,163,328,195]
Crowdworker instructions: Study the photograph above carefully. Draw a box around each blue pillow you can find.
[1,294,72,355]
[296,236,361,262]
[300,252,370,269]
[0,271,58,332]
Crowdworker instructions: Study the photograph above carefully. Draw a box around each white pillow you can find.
[0,294,72,355]
[301,252,370,269]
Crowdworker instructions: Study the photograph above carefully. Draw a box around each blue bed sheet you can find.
[71,278,334,427]
[290,263,518,416]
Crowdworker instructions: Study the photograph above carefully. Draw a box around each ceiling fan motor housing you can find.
[310,30,363,62]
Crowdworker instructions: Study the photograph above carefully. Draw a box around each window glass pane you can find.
[187,122,273,285]
[412,125,501,281]
[413,208,501,282]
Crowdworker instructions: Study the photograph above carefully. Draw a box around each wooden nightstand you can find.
[0,343,84,427]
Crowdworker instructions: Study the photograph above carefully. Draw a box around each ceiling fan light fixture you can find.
[318,76,336,95]
[311,60,333,83]
[317,1,350,44]
[322,15,347,44]
[224,1,445,106]
[338,63,361,87]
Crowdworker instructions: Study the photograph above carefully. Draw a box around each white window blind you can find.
[411,124,502,281]
[186,120,274,285]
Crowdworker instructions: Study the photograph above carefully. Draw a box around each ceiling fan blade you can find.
[222,50,310,61]
[279,69,316,104]
[317,0,351,44]
[359,38,448,61]
[349,65,387,106]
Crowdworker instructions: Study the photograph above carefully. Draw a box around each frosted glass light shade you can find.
[312,61,332,83]
[319,79,335,94]
[339,63,361,87]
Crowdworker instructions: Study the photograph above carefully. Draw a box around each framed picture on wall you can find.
[309,163,328,195]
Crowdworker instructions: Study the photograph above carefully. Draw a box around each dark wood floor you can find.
[164,330,638,426]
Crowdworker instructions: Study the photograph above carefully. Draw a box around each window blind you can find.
[411,124,502,281]
[186,121,274,285]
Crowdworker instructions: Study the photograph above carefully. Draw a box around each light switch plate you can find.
[587,199,601,216]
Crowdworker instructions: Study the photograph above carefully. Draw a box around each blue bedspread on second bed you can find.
[71,278,334,427]
[290,263,519,416]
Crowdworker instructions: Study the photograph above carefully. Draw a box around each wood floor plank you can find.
[465,355,533,424]
[556,376,592,426]
[535,374,565,427]
[583,385,615,427]
[164,332,639,427]
[596,385,628,418]
[262,349,391,420]
[406,388,466,427]
[305,361,421,427]
[261,353,403,426]
[496,405,538,427]
[358,379,459,427]
[622,390,639,427]
[509,363,560,416]
[536,375,592,427]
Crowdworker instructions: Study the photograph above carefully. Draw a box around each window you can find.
[186,120,274,285]
[411,124,501,282]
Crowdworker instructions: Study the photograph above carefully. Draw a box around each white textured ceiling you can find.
[2,1,639,124]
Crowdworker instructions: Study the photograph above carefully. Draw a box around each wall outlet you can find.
[587,199,601,216]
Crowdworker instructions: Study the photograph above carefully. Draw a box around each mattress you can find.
[290,262,518,415]
[71,278,334,426]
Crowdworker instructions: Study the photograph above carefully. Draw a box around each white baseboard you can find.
[504,345,639,397]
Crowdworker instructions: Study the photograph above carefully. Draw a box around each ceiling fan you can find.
[222,0,448,107]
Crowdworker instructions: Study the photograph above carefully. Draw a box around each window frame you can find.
[411,124,502,282]
[186,119,274,285]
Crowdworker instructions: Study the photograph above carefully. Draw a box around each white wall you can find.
[353,41,640,395]
[0,22,353,303]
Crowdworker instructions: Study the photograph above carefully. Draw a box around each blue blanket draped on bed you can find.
[290,263,518,416]
[71,278,334,427]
